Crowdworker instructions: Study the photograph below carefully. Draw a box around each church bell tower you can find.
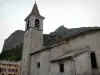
[21,2,45,75]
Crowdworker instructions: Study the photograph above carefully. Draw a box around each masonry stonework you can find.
[21,2,44,75]
[21,2,100,75]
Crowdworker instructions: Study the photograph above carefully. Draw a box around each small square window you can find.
[37,62,40,68]
[15,69,17,72]
[59,63,64,72]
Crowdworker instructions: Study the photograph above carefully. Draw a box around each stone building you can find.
[21,2,100,75]
[0,60,21,75]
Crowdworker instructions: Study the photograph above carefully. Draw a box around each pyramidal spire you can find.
[31,1,40,15]
[25,1,45,21]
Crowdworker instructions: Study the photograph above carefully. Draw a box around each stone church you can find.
[21,2,100,75]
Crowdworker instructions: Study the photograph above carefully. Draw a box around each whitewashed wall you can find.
[30,31,100,75]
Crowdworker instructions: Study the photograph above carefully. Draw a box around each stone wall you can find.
[29,31,100,75]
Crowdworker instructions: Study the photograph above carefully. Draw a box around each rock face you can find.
[2,26,69,51]
[2,30,25,51]
[1,26,100,61]
[2,26,100,51]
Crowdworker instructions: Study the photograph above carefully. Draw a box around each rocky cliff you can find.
[2,30,25,51]
[0,26,99,61]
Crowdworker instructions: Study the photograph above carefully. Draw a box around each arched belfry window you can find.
[90,52,98,69]
[27,20,29,30]
[35,19,40,28]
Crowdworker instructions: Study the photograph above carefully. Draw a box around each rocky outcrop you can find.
[2,30,25,51]
[2,26,100,51]
[1,26,100,61]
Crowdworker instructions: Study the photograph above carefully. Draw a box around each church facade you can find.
[21,2,100,75]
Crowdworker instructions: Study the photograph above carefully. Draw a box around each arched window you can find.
[27,20,29,30]
[35,19,40,28]
[90,52,98,68]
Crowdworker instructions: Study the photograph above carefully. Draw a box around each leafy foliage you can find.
[0,44,23,61]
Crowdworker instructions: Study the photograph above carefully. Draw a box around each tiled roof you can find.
[46,27,100,46]
[50,46,90,62]
[0,60,20,65]
[30,27,100,55]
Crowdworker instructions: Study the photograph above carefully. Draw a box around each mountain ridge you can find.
[0,26,100,61]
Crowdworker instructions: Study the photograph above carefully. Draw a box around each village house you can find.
[0,60,20,75]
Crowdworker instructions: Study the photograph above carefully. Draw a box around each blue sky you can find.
[0,0,100,52]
